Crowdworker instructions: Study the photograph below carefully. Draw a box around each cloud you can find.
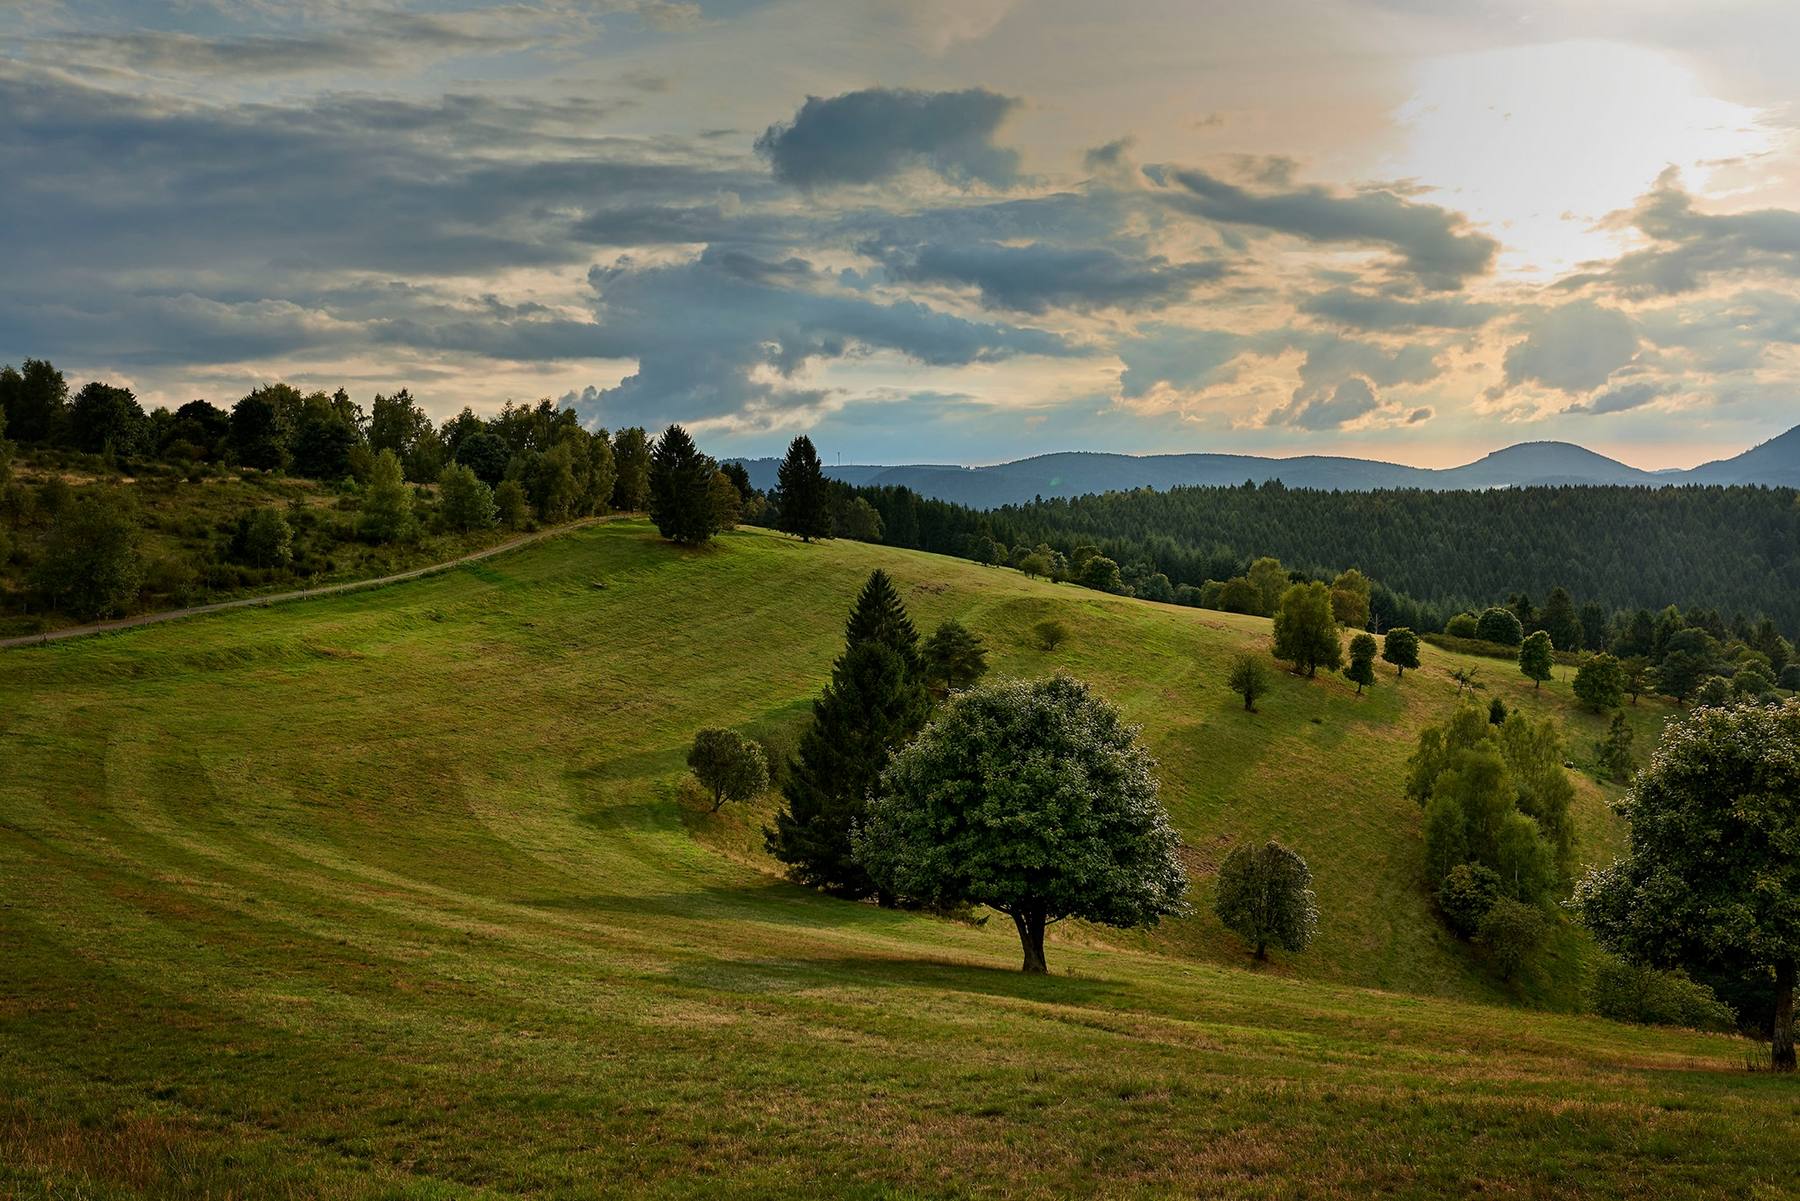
[864,237,1226,313]
[1565,380,1671,416]
[1267,375,1383,430]
[1502,301,1638,392]
[1156,166,1498,288]
[1298,286,1501,331]
[1115,327,1251,399]
[756,87,1021,189]
[572,246,1075,428]
[1578,170,1800,295]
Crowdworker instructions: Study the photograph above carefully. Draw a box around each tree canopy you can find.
[1273,581,1343,677]
[1213,840,1318,959]
[858,675,1188,973]
[1576,701,1800,1070]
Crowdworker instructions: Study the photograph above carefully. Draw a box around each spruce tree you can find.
[647,424,720,545]
[776,435,831,542]
[766,570,929,899]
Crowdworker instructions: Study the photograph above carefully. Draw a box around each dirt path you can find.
[1,518,604,650]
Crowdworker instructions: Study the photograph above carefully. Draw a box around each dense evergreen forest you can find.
[843,480,1800,637]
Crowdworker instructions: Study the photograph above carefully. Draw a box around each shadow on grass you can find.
[521,878,885,930]
[656,950,1127,1008]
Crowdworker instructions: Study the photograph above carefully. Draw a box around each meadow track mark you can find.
[0,517,606,650]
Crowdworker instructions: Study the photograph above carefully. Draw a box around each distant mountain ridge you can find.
[736,425,1800,510]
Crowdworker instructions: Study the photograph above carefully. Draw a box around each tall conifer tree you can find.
[647,424,720,545]
[767,570,928,899]
[776,435,831,542]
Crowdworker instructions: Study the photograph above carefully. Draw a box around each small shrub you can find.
[1437,862,1501,938]
[1589,958,1736,1032]
[1477,897,1548,981]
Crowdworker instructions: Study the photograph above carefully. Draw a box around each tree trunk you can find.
[1012,909,1048,974]
[1774,958,1796,1072]
[709,787,725,813]
[1254,940,1267,961]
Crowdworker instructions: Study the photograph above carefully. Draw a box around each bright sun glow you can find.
[1392,40,1773,279]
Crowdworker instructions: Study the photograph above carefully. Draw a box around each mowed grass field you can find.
[1,520,1792,1199]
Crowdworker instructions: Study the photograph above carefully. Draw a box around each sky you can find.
[6,1,1800,468]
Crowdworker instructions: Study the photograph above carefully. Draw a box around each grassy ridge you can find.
[1,520,1784,1199]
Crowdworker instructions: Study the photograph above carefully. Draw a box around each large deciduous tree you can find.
[30,491,143,619]
[858,675,1188,973]
[1573,653,1625,711]
[1272,581,1342,678]
[775,435,831,542]
[1476,607,1524,647]
[1576,701,1800,1070]
[359,448,416,543]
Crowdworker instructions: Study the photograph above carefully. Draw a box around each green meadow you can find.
[1,520,1791,1198]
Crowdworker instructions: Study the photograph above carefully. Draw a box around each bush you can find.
[1589,958,1736,1032]
[494,479,529,530]
[1446,612,1479,639]
[1437,862,1501,938]
[30,491,143,620]
[1476,607,1524,647]
[1477,897,1548,980]
[438,463,497,533]
[1033,618,1070,651]
[230,507,293,569]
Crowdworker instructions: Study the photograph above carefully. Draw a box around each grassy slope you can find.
[1,520,1788,1199]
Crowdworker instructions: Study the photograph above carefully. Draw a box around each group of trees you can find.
[832,478,1799,653]
[0,357,716,622]
[745,570,1199,972]
[1406,707,1577,977]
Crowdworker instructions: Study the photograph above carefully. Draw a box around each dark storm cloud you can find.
[1154,166,1498,289]
[1299,286,1502,331]
[756,87,1021,189]
[864,238,1227,314]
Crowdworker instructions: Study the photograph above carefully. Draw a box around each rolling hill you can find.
[736,424,1800,508]
[1,521,1786,1198]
